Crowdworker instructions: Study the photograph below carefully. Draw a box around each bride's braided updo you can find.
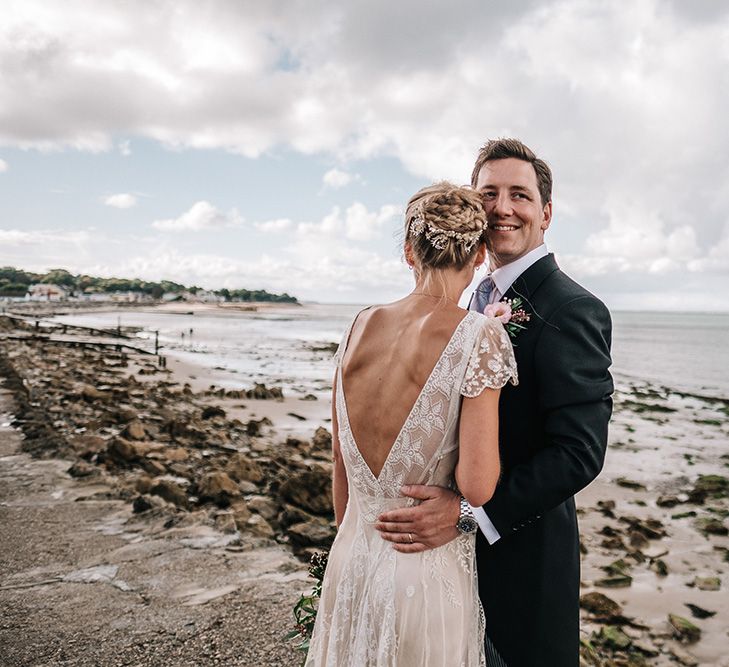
[404,182,487,271]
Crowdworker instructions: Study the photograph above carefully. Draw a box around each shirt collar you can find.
[490,244,549,297]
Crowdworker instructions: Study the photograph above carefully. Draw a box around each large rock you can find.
[69,434,107,458]
[279,466,332,515]
[245,383,283,400]
[311,427,332,452]
[67,460,96,478]
[106,437,139,463]
[81,384,111,402]
[150,479,189,509]
[230,501,252,529]
[246,514,275,538]
[201,405,226,420]
[164,447,189,462]
[122,420,146,440]
[197,471,240,505]
[245,417,272,437]
[226,452,264,483]
[287,519,336,547]
[247,495,278,521]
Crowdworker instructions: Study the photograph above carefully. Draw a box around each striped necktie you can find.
[470,275,496,313]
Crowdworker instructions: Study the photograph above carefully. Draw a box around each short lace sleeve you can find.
[461,316,518,397]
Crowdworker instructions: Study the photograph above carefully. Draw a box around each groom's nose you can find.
[491,191,513,218]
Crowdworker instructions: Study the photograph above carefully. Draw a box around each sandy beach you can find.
[1,310,728,666]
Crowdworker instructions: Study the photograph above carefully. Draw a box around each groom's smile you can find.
[475,157,552,268]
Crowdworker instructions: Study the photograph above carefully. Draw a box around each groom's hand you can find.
[376,485,460,553]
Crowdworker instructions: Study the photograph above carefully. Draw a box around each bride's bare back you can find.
[340,297,467,478]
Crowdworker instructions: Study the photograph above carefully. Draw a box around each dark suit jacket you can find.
[476,254,613,667]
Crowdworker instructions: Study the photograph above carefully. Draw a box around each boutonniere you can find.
[483,297,531,339]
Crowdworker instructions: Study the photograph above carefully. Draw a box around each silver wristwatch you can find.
[456,496,478,535]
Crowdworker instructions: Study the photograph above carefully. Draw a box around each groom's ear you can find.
[540,201,553,231]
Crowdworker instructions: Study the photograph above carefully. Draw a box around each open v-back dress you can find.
[305,310,517,667]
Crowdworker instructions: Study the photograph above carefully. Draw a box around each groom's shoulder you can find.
[543,267,610,323]
[547,267,598,301]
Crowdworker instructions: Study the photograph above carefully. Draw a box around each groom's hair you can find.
[471,138,552,207]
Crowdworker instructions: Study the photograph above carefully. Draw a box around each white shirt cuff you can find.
[472,506,501,544]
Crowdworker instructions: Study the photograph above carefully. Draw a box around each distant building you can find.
[26,284,70,301]
[107,291,154,303]
[189,290,224,303]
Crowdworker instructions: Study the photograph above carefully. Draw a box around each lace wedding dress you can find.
[305,310,517,667]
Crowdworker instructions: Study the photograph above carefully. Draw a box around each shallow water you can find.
[51,306,729,400]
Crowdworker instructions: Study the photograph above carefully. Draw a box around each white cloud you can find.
[0,158,8,172]
[0,228,90,246]
[118,140,131,156]
[323,168,355,189]
[296,202,401,242]
[103,193,137,209]
[152,201,243,231]
[344,202,400,241]
[254,218,293,233]
[1,1,728,304]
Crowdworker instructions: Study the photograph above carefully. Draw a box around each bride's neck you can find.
[411,269,466,305]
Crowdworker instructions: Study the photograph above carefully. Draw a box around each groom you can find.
[376,138,613,666]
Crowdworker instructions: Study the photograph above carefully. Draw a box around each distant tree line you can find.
[0,267,298,303]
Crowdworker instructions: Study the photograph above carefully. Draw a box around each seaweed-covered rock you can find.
[692,576,720,591]
[694,517,728,536]
[594,574,633,589]
[668,614,701,644]
[597,625,631,650]
[692,475,728,498]
[580,592,623,618]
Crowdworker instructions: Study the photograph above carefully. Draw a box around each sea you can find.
[50,306,729,401]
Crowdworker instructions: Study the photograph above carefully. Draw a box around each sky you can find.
[1,0,729,310]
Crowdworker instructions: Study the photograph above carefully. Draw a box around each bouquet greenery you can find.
[286,551,329,661]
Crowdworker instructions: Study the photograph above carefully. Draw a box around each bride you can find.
[305,182,518,666]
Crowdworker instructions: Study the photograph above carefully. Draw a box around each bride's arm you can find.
[456,387,501,507]
[331,372,349,527]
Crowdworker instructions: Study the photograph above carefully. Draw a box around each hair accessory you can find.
[409,215,482,253]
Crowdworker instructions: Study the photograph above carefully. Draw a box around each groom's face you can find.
[475,158,552,268]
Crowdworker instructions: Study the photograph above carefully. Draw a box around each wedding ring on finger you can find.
[408,533,414,544]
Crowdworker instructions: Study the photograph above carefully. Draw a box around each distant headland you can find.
[0,266,298,305]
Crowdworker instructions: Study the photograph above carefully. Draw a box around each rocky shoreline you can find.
[0,315,337,557]
[1,313,728,666]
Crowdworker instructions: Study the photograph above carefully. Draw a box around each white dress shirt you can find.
[469,243,549,544]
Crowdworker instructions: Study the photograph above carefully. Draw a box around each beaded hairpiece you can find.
[409,215,483,253]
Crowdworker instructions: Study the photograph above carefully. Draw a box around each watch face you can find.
[457,517,478,534]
